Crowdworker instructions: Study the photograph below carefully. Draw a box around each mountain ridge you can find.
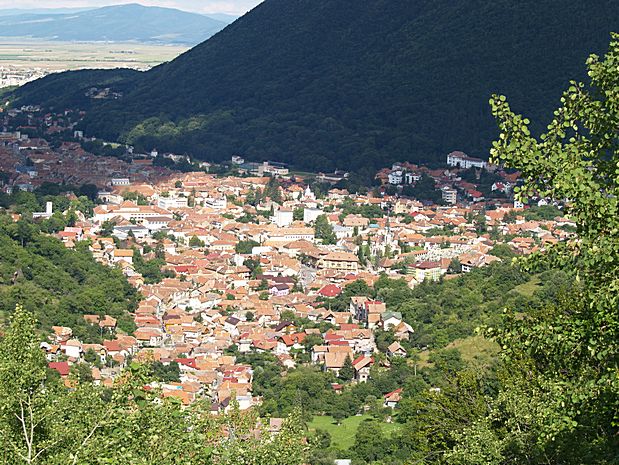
[12,0,619,172]
[0,4,228,44]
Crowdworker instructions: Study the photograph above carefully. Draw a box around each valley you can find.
[0,39,188,87]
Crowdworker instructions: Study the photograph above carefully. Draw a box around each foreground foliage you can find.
[0,306,307,465]
[445,33,619,463]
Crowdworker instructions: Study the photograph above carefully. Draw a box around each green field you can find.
[308,415,401,449]
[417,334,499,368]
[514,275,542,297]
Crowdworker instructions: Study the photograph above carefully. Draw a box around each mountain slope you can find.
[0,4,228,44]
[13,0,619,172]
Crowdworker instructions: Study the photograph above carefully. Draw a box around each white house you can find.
[446,151,488,170]
[158,197,188,209]
[273,208,294,228]
[303,207,323,224]
[388,170,403,185]
[204,197,227,209]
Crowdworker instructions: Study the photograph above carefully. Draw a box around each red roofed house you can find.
[318,284,342,298]
[352,355,374,383]
[384,388,403,408]
[49,361,71,377]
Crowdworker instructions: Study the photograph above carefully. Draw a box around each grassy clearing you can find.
[308,414,400,449]
[417,334,499,368]
[514,275,541,297]
[288,169,316,179]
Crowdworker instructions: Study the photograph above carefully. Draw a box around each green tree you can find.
[450,34,619,463]
[0,306,107,464]
[314,214,337,245]
[293,207,304,221]
[353,419,386,463]
[338,355,354,381]
[188,235,205,248]
[489,243,515,259]
[236,239,259,254]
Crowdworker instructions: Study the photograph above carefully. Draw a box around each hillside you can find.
[13,0,619,172]
[0,4,228,44]
[0,222,138,342]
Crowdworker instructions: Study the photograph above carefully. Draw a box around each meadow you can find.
[307,415,401,450]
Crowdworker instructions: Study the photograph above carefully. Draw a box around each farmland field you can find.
[0,38,188,71]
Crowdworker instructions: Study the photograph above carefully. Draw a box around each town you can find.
[0,66,49,89]
[0,104,574,414]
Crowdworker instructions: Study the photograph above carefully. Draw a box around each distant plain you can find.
[0,38,188,71]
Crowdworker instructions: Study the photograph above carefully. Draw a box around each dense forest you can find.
[12,0,619,172]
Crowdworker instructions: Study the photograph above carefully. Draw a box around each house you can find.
[441,187,457,204]
[410,261,443,282]
[134,324,164,345]
[324,349,353,376]
[273,208,294,228]
[157,196,188,210]
[352,299,386,329]
[111,248,134,264]
[352,355,373,383]
[318,284,342,298]
[61,339,82,359]
[381,311,402,331]
[311,345,328,363]
[317,252,359,272]
[459,252,500,273]
[270,283,290,297]
[224,317,241,335]
[388,170,403,185]
[48,361,71,377]
[446,151,488,170]
[349,296,368,318]
[276,333,307,355]
[386,341,407,358]
[393,321,415,341]
[384,388,403,408]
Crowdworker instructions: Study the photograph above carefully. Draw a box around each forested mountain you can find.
[13,0,618,172]
[0,4,228,44]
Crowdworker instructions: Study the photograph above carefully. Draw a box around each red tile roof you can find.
[49,361,70,377]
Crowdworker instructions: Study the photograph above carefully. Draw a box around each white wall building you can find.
[303,207,322,224]
[273,208,294,228]
[158,197,188,209]
[446,151,488,170]
[441,187,457,204]
[388,170,403,185]
[204,197,227,209]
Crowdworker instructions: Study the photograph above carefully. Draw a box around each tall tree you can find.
[0,305,107,464]
[314,215,337,245]
[448,34,619,463]
[338,355,354,381]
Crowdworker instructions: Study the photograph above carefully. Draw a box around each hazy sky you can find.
[0,0,264,15]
